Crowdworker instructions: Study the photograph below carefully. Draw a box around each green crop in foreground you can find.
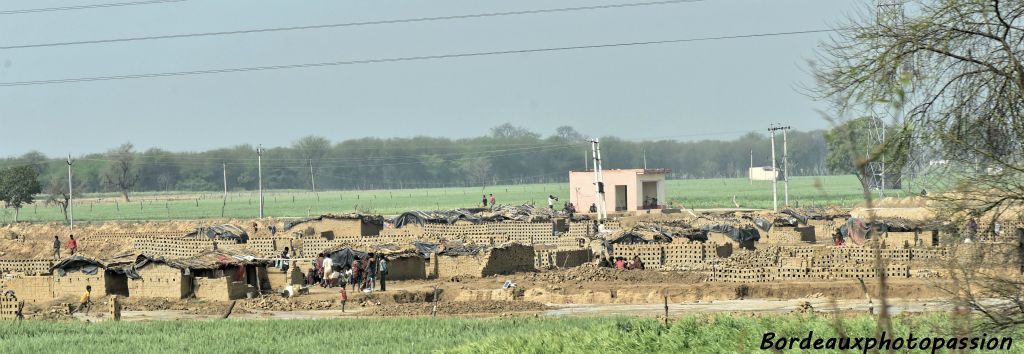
[0,313,1018,353]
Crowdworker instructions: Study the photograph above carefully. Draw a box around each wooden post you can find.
[664,295,669,326]
[431,286,439,317]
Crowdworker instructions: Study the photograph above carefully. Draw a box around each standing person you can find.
[270,224,277,236]
[321,255,334,287]
[314,254,326,285]
[547,195,557,210]
[281,247,291,274]
[967,217,978,242]
[489,194,496,208]
[364,255,376,292]
[481,194,487,208]
[252,221,259,235]
[53,236,61,259]
[350,258,362,292]
[75,285,92,314]
[67,235,78,256]
[377,256,388,292]
[338,287,348,313]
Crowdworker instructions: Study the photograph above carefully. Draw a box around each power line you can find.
[0,0,186,15]
[0,28,835,87]
[1,0,703,50]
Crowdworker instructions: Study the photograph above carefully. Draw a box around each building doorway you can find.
[615,185,628,211]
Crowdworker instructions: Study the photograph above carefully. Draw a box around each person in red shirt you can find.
[67,235,78,255]
[338,287,348,313]
[350,259,362,292]
[614,257,626,269]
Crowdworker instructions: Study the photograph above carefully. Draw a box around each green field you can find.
[0,176,901,223]
[0,313,1015,353]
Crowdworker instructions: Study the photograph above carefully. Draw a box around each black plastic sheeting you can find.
[393,210,480,228]
[704,224,761,242]
[323,248,370,272]
[413,241,440,257]
[189,224,249,243]
[51,256,104,277]
[679,229,709,242]
[781,209,809,225]
[753,218,773,232]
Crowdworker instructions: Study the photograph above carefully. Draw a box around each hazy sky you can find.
[0,0,867,157]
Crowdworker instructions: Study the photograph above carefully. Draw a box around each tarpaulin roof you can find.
[187,224,249,243]
[413,241,440,257]
[704,224,761,243]
[51,256,105,277]
[283,213,385,231]
[753,218,773,232]
[781,209,809,225]
[393,209,480,228]
[477,204,589,223]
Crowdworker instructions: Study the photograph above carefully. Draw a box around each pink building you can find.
[568,169,669,212]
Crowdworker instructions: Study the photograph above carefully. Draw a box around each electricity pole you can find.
[749,149,753,185]
[781,126,792,206]
[643,147,647,169]
[257,145,264,218]
[67,154,74,231]
[768,125,779,211]
[767,124,792,209]
[222,162,227,217]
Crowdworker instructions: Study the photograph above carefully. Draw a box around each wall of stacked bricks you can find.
[0,276,52,303]
[0,294,22,320]
[480,244,535,276]
[52,273,111,299]
[534,247,592,269]
[193,277,250,301]
[127,264,189,299]
[434,253,488,278]
[386,256,427,280]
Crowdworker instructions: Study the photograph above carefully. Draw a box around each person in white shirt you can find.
[321,256,334,287]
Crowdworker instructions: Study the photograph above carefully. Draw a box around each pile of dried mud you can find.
[520,264,701,285]
[364,300,547,316]
[121,298,245,315]
[240,295,343,311]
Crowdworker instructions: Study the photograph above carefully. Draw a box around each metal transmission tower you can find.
[871,0,915,196]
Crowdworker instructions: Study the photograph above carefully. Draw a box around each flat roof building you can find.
[568,169,669,212]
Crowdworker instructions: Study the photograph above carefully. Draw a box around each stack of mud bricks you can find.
[296,238,346,258]
[466,234,508,247]
[0,294,22,320]
[883,231,920,248]
[0,259,54,275]
[910,247,948,268]
[711,266,770,283]
[246,238,293,257]
[807,218,844,236]
[762,227,804,245]
[662,243,706,268]
[566,221,594,239]
[52,274,108,299]
[498,222,557,245]
[479,244,536,276]
[534,246,592,269]
[0,276,52,303]
[554,235,588,250]
[193,277,250,301]
[612,244,664,268]
[128,265,187,299]
[83,231,186,241]
[434,252,488,278]
[133,237,216,259]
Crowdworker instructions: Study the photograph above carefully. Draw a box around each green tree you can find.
[0,165,42,222]
[824,117,909,188]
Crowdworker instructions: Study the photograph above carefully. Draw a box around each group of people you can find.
[306,253,389,293]
[598,255,645,270]
[52,235,79,259]
[481,194,497,208]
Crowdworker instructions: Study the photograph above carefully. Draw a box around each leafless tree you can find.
[104,142,139,202]
[45,176,71,222]
[813,0,1024,330]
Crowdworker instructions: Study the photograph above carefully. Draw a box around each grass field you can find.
[0,314,1015,353]
[0,175,899,223]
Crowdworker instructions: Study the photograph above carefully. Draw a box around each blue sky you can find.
[0,0,867,157]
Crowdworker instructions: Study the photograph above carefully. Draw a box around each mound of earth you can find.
[364,300,548,316]
[519,264,702,285]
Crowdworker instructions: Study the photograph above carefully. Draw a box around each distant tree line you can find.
[0,124,829,198]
